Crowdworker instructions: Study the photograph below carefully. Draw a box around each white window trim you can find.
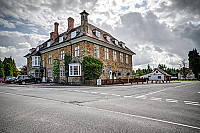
[94,45,99,58]
[113,51,117,61]
[32,56,40,67]
[69,63,81,76]
[120,53,123,63]
[60,50,65,60]
[59,36,64,43]
[75,46,80,57]
[71,31,77,38]
[104,48,109,59]
[126,55,128,64]
[48,54,52,65]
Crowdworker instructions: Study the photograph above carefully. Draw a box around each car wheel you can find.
[21,81,26,85]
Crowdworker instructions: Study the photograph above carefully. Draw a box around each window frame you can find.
[94,45,99,58]
[104,48,109,59]
[48,54,52,65]
[71,31,77,38]
[113,51,117,61]
[75,46,80,57]
[69,63,81,76]
[126,55,128,64]
[60,50,65,60]
[120,53,123,63]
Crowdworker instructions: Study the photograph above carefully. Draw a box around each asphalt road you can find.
[0,81,200,133]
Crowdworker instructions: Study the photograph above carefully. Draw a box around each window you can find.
[59,36,63,43]
[108,66,112,78]
[94,45,99,58]
[113,39,118,45]
[119,68,122,77]
[158,76,161,79]
[120,53,123,63]
[105,35,110,42]
[104,48,109,59]
[102,66,105,77]
[94,30,100,37]
[71,31,76,38]
[48,69,52,77]
[126,55,128,64]
[122,43,125,48]
[60,50,65,60]
[75,46,80,57]
[113,51,117,61]
[36,46,40,52]
[60,66,65,77]
[69,63,81,76]
[48,54,52,65]
[124,68,127,77]
[128,69,130,77]
[47,42,51,47]
[32,56,40,67]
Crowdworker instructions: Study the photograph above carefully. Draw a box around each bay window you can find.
[69,63,81,76]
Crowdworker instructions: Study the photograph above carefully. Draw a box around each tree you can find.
[158,64,167,71]
[82,56,103,80]
[147,64,152,74]
[3,57,19,77]
[0,59,5,78]
[64,53,71,84]
[136,68,144,77]
[53,60,60,82]
[132,70,136,75]
[179,60,189,80]
[188,49,200,79]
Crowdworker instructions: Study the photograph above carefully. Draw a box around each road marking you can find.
[111,94,121,97]
[184,101,200,106]
[150,97,162,101]
[124,96,132,98]
[198,92,200,94]
[166,99,178,103]
[82,91,89,93]
[90,92,98,94]
[100,93,108,95]
[88,107,200,130]
[135,95,147,99]
[143,88,166,96]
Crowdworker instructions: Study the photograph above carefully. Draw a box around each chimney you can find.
[54,22,59,38]
[80,10,89,33]
[50,32,54,39]
[68,17,74,31]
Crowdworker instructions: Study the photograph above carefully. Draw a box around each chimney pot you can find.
[54,22,59,38]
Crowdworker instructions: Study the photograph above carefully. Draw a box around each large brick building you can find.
[25,10,135,84]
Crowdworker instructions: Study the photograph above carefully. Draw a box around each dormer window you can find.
[113,39,118,45]
[36,46,40,52]
[122,43,125,48]
[104,35,110,42]
[47,42,51,47]
[59,36,63,43]
[29,49,33,54]
[71,31,77,38]
[93,30,100,37]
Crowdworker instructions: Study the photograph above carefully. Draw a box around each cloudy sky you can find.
[0,0,200,70]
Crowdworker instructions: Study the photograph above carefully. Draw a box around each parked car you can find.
[16,75,41,85]
[0,77,4,83]
[5,76,16,84]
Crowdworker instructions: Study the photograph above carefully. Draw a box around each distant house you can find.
[178,69,195,80]
[140,68,171,81]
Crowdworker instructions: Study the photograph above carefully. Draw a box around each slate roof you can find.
[25,21,135,57]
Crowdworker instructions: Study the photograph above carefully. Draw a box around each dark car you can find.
[5,76,16,84]
[0,77,4,83]
[16,75,41,85]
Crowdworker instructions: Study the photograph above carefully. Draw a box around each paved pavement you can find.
[0,81,200,133]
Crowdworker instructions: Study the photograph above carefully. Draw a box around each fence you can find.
[84,78,147,85]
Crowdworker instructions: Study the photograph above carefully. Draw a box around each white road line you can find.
[124,96,132,98]
[135,95,147,99]
[166,99,178,103]
[87,107,200,130]
[100,93,108,95]
[143,89,166,96]
[150,97,162,101]
[184,101,200,106]
[111,94,121,97]
[82,91,89,93]
[198,92,200,94]
[90,92,98,94]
